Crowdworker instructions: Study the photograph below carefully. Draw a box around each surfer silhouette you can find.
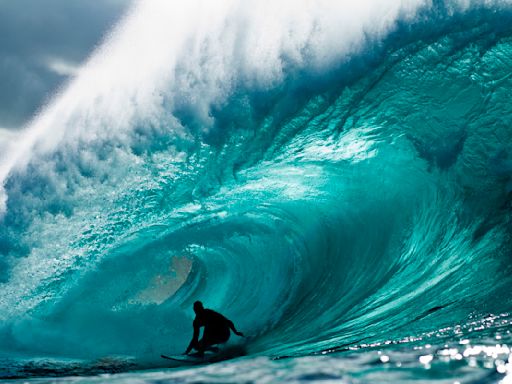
[184,301,244,356]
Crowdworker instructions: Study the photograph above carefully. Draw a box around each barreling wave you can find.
[1,0,512,367]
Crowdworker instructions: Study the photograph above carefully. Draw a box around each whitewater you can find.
[1,0,512,382]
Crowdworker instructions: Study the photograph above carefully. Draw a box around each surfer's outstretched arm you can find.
[227,319,244,337]
[185,320,200,354]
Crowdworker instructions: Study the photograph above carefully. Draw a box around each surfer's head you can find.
[193,300,204,314]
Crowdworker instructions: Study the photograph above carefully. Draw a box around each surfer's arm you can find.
[227,319,244,337]
[185,320,200,354]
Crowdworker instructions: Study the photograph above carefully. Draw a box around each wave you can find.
[1,0,512,365]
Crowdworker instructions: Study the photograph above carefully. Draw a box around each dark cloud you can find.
[0,0,133,128]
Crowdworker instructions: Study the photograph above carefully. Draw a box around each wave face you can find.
[1,0,512,368]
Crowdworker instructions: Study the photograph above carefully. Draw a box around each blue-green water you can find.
[1,1,512,382]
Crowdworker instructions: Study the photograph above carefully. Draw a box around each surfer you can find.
[185,301,244,356]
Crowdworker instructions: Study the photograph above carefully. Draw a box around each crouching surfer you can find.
[184,301,244,357]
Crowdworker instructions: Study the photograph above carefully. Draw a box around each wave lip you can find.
[0,0,440,203]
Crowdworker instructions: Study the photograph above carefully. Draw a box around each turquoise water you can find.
[1,1,512,382]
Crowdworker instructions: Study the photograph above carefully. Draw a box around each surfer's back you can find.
[198,308,229,329]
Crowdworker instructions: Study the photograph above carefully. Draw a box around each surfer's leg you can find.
[199,334,221,354]
[194,339,207,357]
[201,329,228,353]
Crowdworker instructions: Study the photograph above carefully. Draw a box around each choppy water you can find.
[1,1,512,382]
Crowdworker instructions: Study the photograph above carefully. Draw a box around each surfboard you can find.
[160,354,205,364]
[161,345,247,365]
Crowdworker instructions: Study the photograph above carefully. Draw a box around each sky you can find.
[0,0,133,130]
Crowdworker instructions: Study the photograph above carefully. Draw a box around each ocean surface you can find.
[1,1,512,382]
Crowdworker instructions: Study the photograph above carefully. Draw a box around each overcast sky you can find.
[0,0,133,129]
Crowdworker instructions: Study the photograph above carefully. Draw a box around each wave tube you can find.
[1,0,512,366]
